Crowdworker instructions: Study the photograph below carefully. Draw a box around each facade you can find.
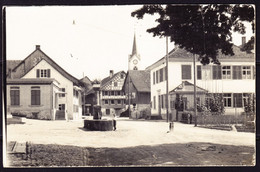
[83,83,101,116]
[146,43,255,119]
[123,70,151,118]
[100,70,126,116]
[6,45,84,120]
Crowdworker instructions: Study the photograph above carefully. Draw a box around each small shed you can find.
[169,81,208,121]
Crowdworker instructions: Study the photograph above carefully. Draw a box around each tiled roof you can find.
[7,78,56,84]
[101,71,125,88]
[146,45,254,70]
[170,81,208,94]
[9,46,84,87]
[129,70,150,92]
[6,60,22,75]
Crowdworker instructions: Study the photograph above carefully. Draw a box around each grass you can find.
[6,142,255,167]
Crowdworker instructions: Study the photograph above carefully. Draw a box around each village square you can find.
[3,4,256,167]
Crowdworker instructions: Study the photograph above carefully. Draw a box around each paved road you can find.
[6,118,255,148]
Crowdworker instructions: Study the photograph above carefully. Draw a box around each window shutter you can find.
[253,65,255,79]
[164,67,167,81]
[31,90,35,105]
[153,72,155,84]
[233,93,242,107]
[197,65,202,80]
[182,65,191,80]
[36,69,40,78]
[47,69,51,78]
[213,65,221,80]
[233,66,242,79]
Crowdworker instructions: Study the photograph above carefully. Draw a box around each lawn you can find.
[7,142,255,167]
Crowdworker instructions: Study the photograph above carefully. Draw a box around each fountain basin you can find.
[84,119,113,131]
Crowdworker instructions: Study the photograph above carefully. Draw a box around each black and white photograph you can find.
[3,4,256,167]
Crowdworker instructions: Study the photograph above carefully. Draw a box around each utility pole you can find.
[166,36,169,123]
[193,54,197,126]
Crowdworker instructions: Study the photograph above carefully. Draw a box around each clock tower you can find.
[128,33,141,70]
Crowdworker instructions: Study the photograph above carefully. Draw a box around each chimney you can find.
[242,37,246,46]
[36,45,41,50]
[109,70,114,78]
[8,68,12,79]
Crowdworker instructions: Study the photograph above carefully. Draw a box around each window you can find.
[111,91,115,96]
[164,67,167,81]
[197,65,202,80]
[181,65,191,80]
[37,69,50,78]
[153,96,156,109]
[59,104,65,110]
[233,66,242,80]
[153,72,155,85]
[242,66,251,79]
[213,65,222,80]
[10,87,20,105]
[233,93,242,108]
[111,100,115,104]
[105,100,109,105]
[156,71,159,83]
[31,86,40,105]
[159,68,164,82]
[222,66,231,79]
[114,82,118,87]
[117,91,121,96]
[161,95,164,109]
[104,91,108,96]
[73,89,79,98]
[59,88,66,97]
[223,93,232,107]
[117,100,121,104]
[106,109,110,115]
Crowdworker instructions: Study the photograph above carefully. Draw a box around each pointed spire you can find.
[132,32,138,56]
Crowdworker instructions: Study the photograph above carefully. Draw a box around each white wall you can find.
[150,59,255,116]
[22,59,78,120]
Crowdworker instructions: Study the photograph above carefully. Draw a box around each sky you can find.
[6,6,254,81]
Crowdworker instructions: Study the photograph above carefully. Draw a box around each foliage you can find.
[205,93,225,114]
[92,78,101,84]
[132,4,254,65]
[244,93,255,113]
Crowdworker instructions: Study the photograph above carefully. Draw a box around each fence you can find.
[197,113,255,126]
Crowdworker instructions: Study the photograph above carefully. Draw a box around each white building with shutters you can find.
[6,45,84,120]
[146,45,255,119]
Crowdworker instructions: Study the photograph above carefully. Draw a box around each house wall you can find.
[22,59,79,120]
[7,84,54,120]
[150,59,255,118]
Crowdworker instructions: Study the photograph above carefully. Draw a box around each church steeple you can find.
[129,32,141,70]
[132,33,138,56]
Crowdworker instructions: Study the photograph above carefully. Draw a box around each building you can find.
[82,81,101,116]
[146,41,255,120]
[6,45,85,120]
[123,70,151,118]
[100,70,126,116]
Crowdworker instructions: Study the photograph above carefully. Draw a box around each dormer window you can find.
[37,69,50,78]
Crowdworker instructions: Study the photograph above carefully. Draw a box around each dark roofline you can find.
[122,70,150,93]
[7,78,58,85]
[12,46,84,87]
[101,70,126,89]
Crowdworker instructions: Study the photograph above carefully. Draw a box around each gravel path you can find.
[6,118,255,148]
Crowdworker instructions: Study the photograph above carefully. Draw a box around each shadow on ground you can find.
[6,142,254,167]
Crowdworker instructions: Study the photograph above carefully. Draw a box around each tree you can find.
[132,4,254,65]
